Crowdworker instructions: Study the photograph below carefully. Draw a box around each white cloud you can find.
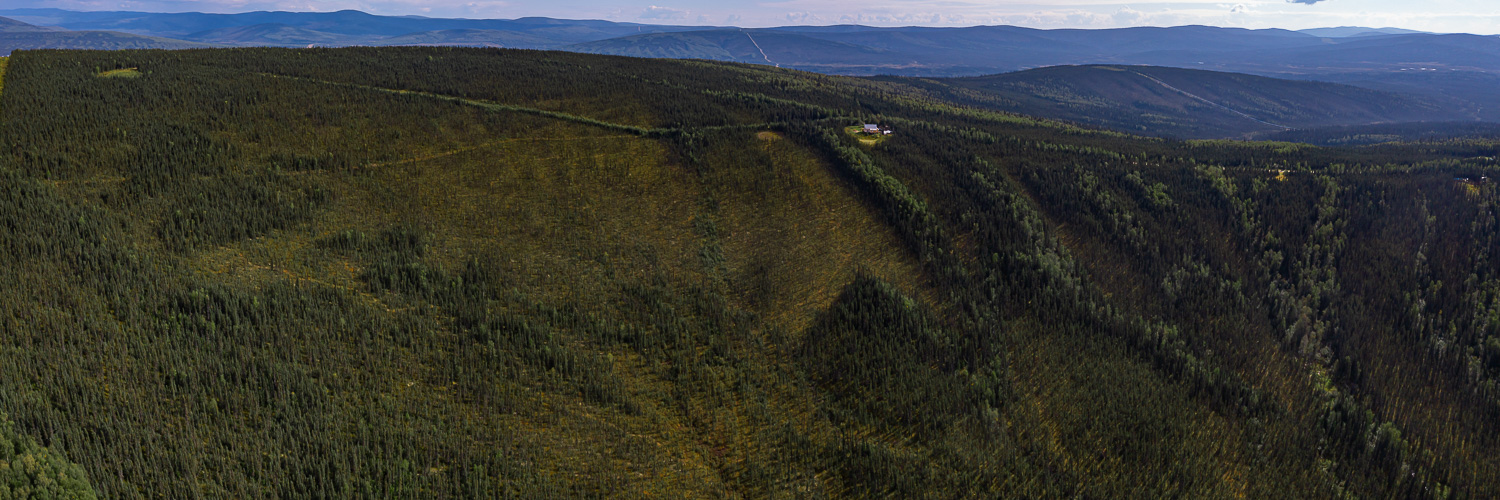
[784,11,819,24]
[639,5,689,20]
[1113,7,1146,24]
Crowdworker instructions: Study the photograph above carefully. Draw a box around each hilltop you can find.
[0,46,1497,497]
[0,15,56,32]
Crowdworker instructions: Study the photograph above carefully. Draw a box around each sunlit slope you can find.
[0,47,1496,498]
[0,47,929,497]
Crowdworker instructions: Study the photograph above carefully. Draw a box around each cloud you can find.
[784,12,819,24]
[1230,4,1250,13]
[1286,0,1327,4]
[1112,7,1145,24]
[639,5,688,20]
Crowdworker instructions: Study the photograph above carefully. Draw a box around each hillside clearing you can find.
[95,67,141,78]
[843,124,887,145]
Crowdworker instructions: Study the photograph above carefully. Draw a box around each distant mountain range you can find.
[567,26,1500,80]
[3,9,1490,74]
[0,8,715,48]
[0,15,215,52]
[2,8,1495,138]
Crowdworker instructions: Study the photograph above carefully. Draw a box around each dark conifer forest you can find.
[0,47,1497,498]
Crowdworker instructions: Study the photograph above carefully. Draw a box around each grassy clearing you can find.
[844,124,888,146]
[710,130,926,333]
[95,67,141,78]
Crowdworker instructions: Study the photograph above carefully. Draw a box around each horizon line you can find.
[0,7,1476,36]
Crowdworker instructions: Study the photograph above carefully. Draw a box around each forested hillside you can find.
[884,65,1459,139]
[0,47,1498,498]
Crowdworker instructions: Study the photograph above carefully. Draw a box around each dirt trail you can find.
[742,30,779,68]
[1132,71,1292,130]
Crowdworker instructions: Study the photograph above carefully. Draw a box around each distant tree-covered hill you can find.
[0,8,714,47]
[180,23,382,47]
[367,29,562,48]
[7,9,1499,77]
[0,16,212,54]
[0,15,56,32]
[1259,121,1500,146]
[883,65,1463,138]
[5,8,1500,131]
[0,30,213,54]
[565,29,896,66]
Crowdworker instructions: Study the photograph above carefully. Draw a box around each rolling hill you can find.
[181,23,383,46]
[0,15,212,54]
[1261,121,1500,146]
[0,30,213,55]
[560,22,1500,78]
[0,46,1498,498]
[0,8,716,46]
[564,24,1330,76]
[566,29,895,66]
[4,8,1499,128]
[0,15,56,32]
[1298,26,1429,38]
[7,9,1499,76]
[367,29,561,48]
[888,65,1460,138]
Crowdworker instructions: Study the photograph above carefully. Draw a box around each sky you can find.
[13,0,1500,34]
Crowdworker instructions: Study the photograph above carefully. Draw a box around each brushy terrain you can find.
[0,47,1497,498]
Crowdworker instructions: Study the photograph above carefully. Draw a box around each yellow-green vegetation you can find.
[1189,138,1310,155]
[95,67,141,78]
[0,46,1498,498]
[0,413,97,499]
